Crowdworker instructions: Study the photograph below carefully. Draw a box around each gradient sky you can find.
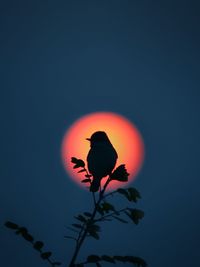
[1,1,200,267]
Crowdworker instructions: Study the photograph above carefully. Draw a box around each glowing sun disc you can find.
[61,112,145,190]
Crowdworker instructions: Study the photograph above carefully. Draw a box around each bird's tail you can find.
[90,177,101,192]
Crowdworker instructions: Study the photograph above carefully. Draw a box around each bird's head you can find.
[86,131,111,146]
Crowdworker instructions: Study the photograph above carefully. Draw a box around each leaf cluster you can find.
[110,164,129,182]
[71,157,92,185]
[66,212,101,241]
[4,221,61,267]
[75,254,147,267]
[116,187,141,202]
[96,202,116,216]
[71,158,130,188]
[71,157,85,169]
[4,154,147,267]
[93,187,143,225]
[68,156,146,267]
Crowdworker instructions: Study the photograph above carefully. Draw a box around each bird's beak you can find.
[86,138,91,141]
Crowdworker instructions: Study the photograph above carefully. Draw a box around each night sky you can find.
[1,1,200,267]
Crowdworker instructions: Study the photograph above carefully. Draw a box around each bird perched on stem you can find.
[86,131,118,192]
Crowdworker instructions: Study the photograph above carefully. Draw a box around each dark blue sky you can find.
[1,1,200,266]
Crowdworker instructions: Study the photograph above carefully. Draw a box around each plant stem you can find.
[94,208,128,223]
[68,177,110,267]
[84,168,96,207]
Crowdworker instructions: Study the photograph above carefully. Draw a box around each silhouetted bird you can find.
[86,131,118,192]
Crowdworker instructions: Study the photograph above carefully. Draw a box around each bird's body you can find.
[86,131,118,192]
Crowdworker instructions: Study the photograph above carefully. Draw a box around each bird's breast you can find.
[87,143,118,178]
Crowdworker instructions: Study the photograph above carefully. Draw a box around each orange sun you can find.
[61,112,145,190]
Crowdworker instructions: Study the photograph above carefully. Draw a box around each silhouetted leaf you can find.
[84,255,147,266]
[113,255,147,266]
[87,255,101,263]
[81,179,91,183]
[87,222,100,239]
[110,165,129,182]
[22,233,34,242]
[41,252,52,260]
[127,188,141,202]
[15,227,28,235]
[73,164,80,169]
[133,209,144,218]
[126,209,144,224]
[113,256,126,262]
[87,229,100,240]
[5,221,19,229]
[71,157,78,163]
[101,202,115,213]
[72,223,83,229]
[71,157,85,168]
[116,187,141,202]
[112,216,128,223]
[33,241,44,251]
[77,159,85,167]
[101,255,115,263]
[124,256,147,267]
[87,223,101,232]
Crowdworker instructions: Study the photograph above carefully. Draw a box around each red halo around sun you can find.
[61,112,145,191]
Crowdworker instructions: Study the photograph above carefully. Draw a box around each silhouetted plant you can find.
[66,157,146,267]
[4,157,146,267]
[4,221,61,266]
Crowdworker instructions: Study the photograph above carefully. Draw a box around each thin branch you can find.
[94,208,128,223]
[76,221,86,244]
[103,190,118,199]
[82,167,97,207]
[68,176,111,267]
